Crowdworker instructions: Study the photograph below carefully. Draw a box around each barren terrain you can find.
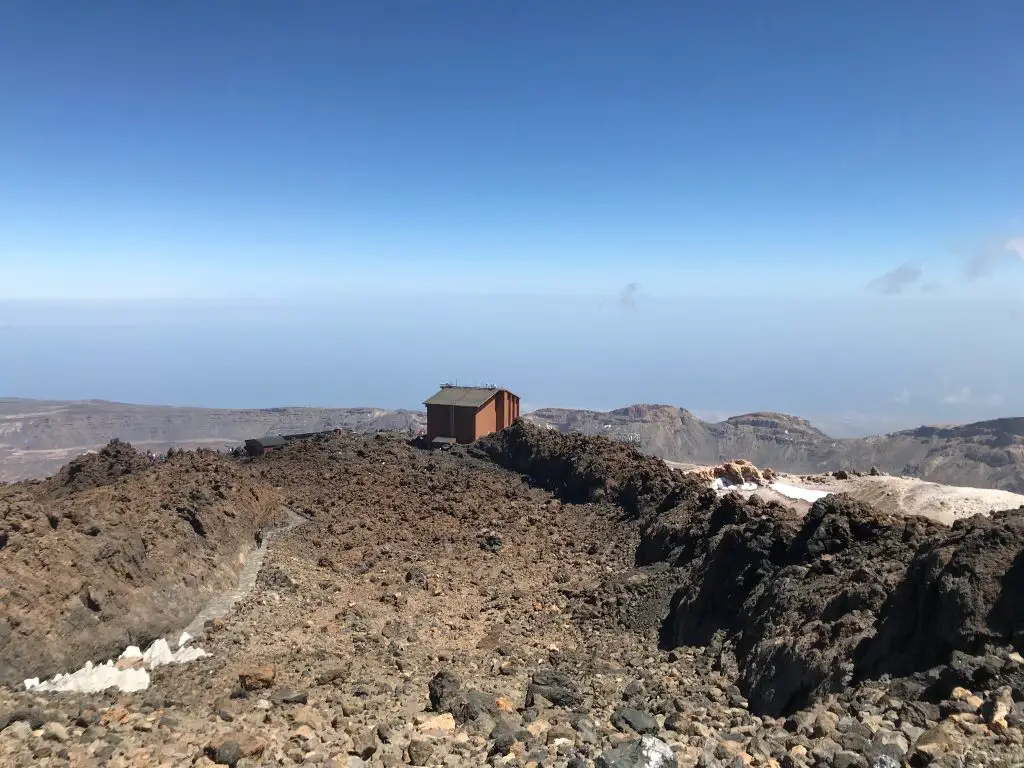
[5,399,1024,497]
[1,423,1023,767]
[530,406,1024,493]
[0,398,424,482]
[666,461,1024,526]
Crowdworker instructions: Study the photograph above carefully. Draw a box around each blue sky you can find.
[1,2,1023,430]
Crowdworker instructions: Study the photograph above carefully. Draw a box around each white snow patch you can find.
[710,477,758,493]
[142,638,175,667]
[637,735,677,766]
[169,645,208,665]
[710,478,833,504]
[23,662,150,694]
[770,482,832,503]
[24,637,208,694]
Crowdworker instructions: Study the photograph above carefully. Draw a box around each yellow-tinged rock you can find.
[416,713,456,732]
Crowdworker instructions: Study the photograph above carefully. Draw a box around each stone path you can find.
[184,507,307,636]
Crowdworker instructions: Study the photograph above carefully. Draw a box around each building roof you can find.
[424,386,502,408]
[246,435,287,448]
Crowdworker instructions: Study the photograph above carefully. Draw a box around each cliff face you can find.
[526,406,1024,493]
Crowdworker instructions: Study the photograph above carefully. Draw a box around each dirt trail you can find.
[184,507,308,637]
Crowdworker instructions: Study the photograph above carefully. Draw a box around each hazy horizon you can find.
[2,296,1020,438]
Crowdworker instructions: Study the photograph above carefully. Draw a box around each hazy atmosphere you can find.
[2,2,1023,435]
[1,296,1019,436]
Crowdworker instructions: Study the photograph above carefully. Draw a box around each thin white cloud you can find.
[620,282,640,312]
[894,390,911,405]
[1007,238,1024,261]
[867,264,922,295]
[940,387,1007,408]
[942,386,973,405]
[962,237,1024,281]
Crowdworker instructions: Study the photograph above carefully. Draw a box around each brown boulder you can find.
[238,665,276,691]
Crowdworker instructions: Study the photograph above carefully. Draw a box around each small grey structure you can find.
[244,436,288,457]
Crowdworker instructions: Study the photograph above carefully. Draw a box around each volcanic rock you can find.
[596,735,678,768]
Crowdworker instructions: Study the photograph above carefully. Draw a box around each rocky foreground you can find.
[1,423,1023,767]
[0,440,282,685]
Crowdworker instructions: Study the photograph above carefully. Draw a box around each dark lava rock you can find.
[50,439,149,496]
[525,670,584,709]
[428,669,462,712]
[480,532,503,554]
[653,491,949,715]
[611,707,659,735]
[489,721,524,757]
[350,730,377,759]
[212,740,242,767]
[407,739,433,766]
[860,508,1024,680]
[270,687,308,705]
[475,420,682,518]
[428,668,501,723]
[405,568,429,589]
[663,712,686,732]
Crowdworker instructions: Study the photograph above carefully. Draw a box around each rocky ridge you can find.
[0,422,1021,766]
[0,441,282,686]
[526,405,1024,493]
[5,398,1024,494]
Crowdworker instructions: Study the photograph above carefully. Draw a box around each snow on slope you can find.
[24,633,207,693]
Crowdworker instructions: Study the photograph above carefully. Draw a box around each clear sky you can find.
[1,2,1023,432]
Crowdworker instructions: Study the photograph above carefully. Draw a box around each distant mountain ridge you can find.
[3,398,1023,493]
[0,398,425,482]
[524,404,1024,493]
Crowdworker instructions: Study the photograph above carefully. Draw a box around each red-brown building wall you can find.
[426,405,449,441]
[426,404,479,443]
[492,390,521,432]
[475,398,497,438]
[426,391,522,444]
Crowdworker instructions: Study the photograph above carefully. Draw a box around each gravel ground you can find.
[1,427,1022,767]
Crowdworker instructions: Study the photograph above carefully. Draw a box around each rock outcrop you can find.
[527,405,1024,493]
[642,480,1024,716]
[0,443,281,686]
[474,420,681,517]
